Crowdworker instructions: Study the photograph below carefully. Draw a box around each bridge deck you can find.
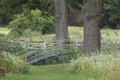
[27,52,71,65]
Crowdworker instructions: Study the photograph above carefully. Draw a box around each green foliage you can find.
[0,52,29,74]
[0,34,6,51]
[8,9,55,38]
[0,35,24,53]
[0,0,23,25]
[102,0,120,29]
[71,50,120,79]
[67,0,83,11]
[1,0,120,29]
[3,42,24,54]
[0,0,55,25]
[0,64,106,80]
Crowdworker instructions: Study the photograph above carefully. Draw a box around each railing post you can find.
[75,42,78,54]
[43,42,47,54]
[24,41,28,62]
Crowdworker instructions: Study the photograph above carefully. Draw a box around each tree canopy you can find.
[7,9,55,38]
[102,0,120,29]
[0,0,120,29]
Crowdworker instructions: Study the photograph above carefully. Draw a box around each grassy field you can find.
[0,27,119,80]
[0,64,105,80]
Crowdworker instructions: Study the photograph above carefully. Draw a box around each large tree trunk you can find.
[54,0,68,45]
[83,0,102,56]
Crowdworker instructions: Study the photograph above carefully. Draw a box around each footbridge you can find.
[12,40,83,65]
[8,39,120,65]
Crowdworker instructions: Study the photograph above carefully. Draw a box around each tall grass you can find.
[0,52,29,74]
[71,50,120,80]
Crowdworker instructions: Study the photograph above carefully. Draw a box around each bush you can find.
[0,52,29,74]
[8,9,55,38]
[11,61,29,74]
[0,36,24,54]
[0,33,6,51]
[71,51,120,80]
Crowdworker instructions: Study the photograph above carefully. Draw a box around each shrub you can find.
[0,52,29,74]
[0,33,6,51]
[8,9,55,38]
[0,37,24,54]
[71,51,120,80]
[0,34,23,53]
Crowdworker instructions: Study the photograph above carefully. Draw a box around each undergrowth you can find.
[71,50,120,80]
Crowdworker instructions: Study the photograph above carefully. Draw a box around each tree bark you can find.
[54,0,69,45]
[83,0,102,56]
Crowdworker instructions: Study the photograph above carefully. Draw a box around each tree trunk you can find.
[83,0,102,56]
[54,0,69,45]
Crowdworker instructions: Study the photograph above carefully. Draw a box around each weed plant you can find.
[0,52,29,74]
[71,50,120,80]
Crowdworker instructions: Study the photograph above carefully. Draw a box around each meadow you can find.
[0,27,120,80]
[0,64,105,80]
[0,27,120,42]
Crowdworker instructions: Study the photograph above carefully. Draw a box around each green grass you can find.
[0,64,104,80]
[68,27,83,35]
[102,36,120,42]
[0,27,120,42]
[0,28,10,35]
